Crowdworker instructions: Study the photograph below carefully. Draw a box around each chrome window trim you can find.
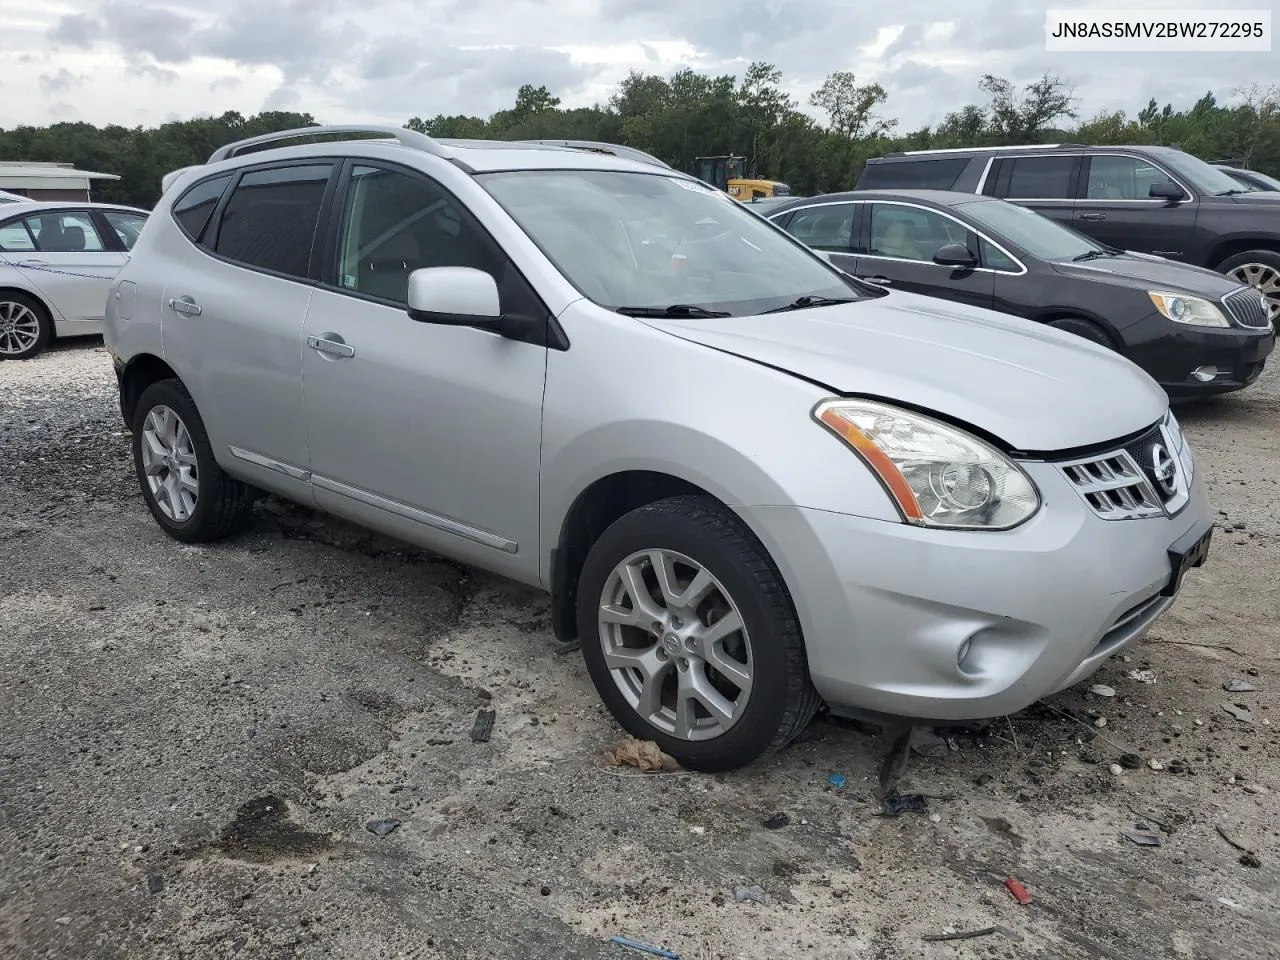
[772,198,1028,276]
[989,151,1194,203]
[974,156,995,195]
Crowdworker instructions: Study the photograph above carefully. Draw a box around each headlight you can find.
[1148,291,1229,327]
[1163,411,1195,484]
[813,399,1041,530]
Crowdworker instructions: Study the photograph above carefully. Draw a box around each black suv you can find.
[857,144,1280,328]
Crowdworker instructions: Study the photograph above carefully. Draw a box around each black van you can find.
[856,144,1280,329]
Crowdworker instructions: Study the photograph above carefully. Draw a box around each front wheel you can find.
[132,379,253,543]
[1215,250,1280,329]
[577,495,820,772]
[1047,315,1116,349]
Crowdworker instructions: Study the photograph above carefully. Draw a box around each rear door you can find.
[775,202,860,274]
[9,209,126,320]
[1075,153,1200,261]
[858,201,995,309]
[989,153,1081,230]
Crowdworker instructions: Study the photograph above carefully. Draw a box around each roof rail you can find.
[881,143,1088,158]
[517,139,673,169]
[208,124,452,163]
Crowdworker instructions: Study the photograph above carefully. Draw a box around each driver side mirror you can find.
[1149,181,1184,200]
[933,242,979,268]
[407,266,501,323]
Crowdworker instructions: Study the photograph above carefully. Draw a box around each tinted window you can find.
[1086,155,1176,200]
[214,164,332,279]
[172,174,232,242]
[103,211,147,250]
[784,204,855,252]
[26,212,106,252]
[979,237,1018,271]
[0,219,35,251]
[859,158,969,190]
[1004,156,1075,199]
[868,204,969,262]
[337,165,498,304]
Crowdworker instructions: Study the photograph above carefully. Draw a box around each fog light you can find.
[1190,365,1221,382]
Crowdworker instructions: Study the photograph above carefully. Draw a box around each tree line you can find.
[2,65,1278,209]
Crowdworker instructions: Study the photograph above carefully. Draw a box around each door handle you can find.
[863,276,893,286]
[1078,213,1107,221]
[306,334,355,359]
[18,259,48,267]
[167,296,203,316]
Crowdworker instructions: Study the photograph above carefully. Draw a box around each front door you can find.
[301,162,547,582]
[779,202,859,275]
[1074,154,1201,262]
[858,202,995,309]
[7,210,126,320]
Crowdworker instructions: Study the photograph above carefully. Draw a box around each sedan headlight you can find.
[814,399,1041,530]
[1148,291,1229,327]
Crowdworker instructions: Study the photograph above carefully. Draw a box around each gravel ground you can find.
[1,338,1277,960]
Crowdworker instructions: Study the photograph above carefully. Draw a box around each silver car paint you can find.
[105,136,1211,722]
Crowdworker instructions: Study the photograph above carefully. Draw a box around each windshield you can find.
[957,198,1105,261]
[476,169,859,315]
[1230,168,1280,191]
[1155,151,1254,195]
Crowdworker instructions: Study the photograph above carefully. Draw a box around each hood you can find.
[643,292,1168,452]
[1051,252,1243,296]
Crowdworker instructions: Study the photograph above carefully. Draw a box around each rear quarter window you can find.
[172,174,233,243]
[858,158,970,190]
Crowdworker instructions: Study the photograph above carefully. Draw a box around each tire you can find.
[0,292,52,360]
[1047,316,1116,349]
[131,379,253,543]
[1214,249,1280,329]
[576,494,821,772]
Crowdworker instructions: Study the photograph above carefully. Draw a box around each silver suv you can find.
[103,125,1213,772]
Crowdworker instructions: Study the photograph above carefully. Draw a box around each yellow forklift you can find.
[692,155,791,201]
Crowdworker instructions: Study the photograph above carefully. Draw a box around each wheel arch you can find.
[1207,237,1280,269]
[0,285,56,339]
[119,353,181,427]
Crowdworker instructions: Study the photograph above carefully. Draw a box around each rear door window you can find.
[868,204,971,262]
[1002,156,1077,200]
[26,212,108,252]
[858,158,969,190]
[784,203,856,252]
[213,164,334,279]
[0,219,35,251]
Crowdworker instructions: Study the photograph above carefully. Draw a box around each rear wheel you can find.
[577,495,820,772]
[0,292,52,360]
[132,379,253,543]
[1215,250,1280,329]
[1047,315,1115,349]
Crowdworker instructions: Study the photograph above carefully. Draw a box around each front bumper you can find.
[1123,313,1274,395]
[739,458,1211,722]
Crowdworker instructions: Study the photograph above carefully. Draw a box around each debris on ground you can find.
[1214,824,1260,868]
[1222,703,1255,723]
[608,935,680,958]
[1224,678,1258,693]
[1127,669,1157,684]
[1094,717,1108,727]
[761,813,790,830]
[922,927,999,942]
[365,818,402,837]
[827,773,847,789]
[470,708,496,742]
[1122,826,1162,847]
[602,739,681,772]
[1109,764,1125,776]
[877,790,930,817]
[1004,877,1032,905]
[1090,684,1116,697]
[1119,753,1143,770]
[733,884,768,904]
[145,874,165,894]
[1148,759,1164,771]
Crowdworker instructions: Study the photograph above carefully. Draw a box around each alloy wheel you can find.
[1228,262,1280,325]
[597,549,753,741]
[140,404,199,522]
[0,300,40,356]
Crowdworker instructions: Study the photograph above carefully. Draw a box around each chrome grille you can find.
[1222,287,1270,328]
[1057,415,1192,520]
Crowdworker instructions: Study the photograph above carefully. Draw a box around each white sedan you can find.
[0,200,149,359]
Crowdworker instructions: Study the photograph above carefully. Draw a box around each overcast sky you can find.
[1,0,1276,134]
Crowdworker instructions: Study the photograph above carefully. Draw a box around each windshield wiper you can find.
[615,304,731,318]
[1214,188,1251,196]
[761,295,859,314]
[1071,249,1119,261]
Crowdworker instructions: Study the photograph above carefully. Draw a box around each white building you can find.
[0,161,121,202]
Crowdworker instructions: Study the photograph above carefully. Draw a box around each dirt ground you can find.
[1,339,1276,960]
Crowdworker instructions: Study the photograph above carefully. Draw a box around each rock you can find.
[145,874,164,894]
[1120,754,1143,770]
[1127,669,1157,684]
[1239,852,1262,869]
[761,813,790,830]
[1224,679,1257,693]
[975,773,995,786]
[1109,764,1125,776]
[54,917,71,926]
[1091,684,1116,697]
[540,885,551,896]
[734,884,768,904]
[1148,759,1164,771]
[365,818,402,837]
[1222,703,1255,723]
[1094,717,1108,728]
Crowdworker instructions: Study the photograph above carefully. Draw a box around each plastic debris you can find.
[608,935,680,958]
[827,773,847,789]
[145,874,165,894]
[1090,684,1116,697]
[1224,678,1258,693]
[761,813,790,830]
[1123,828,1162,847]
[470,708,496,742]
[923,927,998,943]
[878,790,930,817]
[1004,877,1032,905]
[1127,669,1157,684]
[602,739,680,772]
[1119,754,1143,770]
[365,818,402,837]
[1222,703,1255,724]
[734,884,768,904]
